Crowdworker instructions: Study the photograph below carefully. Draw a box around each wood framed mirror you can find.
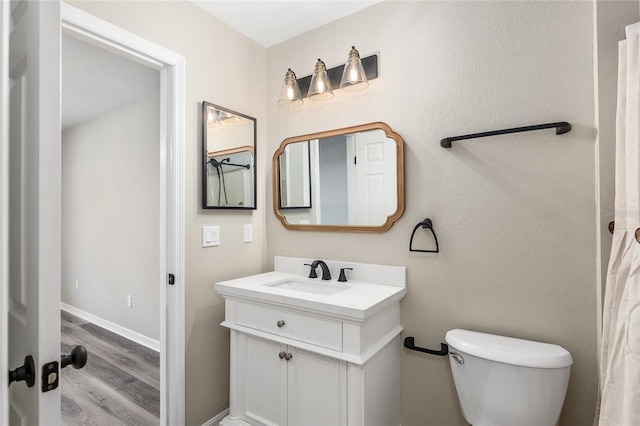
[202,101,256,209]
[273,122,405,232]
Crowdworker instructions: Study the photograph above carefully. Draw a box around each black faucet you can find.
[305,260,331,280]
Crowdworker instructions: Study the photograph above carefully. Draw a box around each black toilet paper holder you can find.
[403,336,449,357]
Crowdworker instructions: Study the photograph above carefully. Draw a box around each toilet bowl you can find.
[445,329,572,426]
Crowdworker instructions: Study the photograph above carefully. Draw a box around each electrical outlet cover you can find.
[243,224,252,243]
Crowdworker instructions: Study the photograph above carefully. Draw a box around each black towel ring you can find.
[409,218,439,253]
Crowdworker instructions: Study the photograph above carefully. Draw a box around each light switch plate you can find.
[243,224,252,243]
[203,225,220,247]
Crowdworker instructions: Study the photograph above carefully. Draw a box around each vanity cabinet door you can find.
[287,347,347,426]
[242,335,287,426]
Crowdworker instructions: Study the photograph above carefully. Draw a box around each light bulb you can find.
[278,68,303,107]
[349,65,358,83]
[340,46,368,91]
[207,107,221,127]
[308,59,334,100]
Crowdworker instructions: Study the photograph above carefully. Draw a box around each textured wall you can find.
[64,1,268,424]
[62,96,160,340]
[266,2,598,425]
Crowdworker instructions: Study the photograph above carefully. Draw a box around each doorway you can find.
[61,32,161,424]
[61,3,185,424]
[1,3,184,422]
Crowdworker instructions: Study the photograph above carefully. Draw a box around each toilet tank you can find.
[445,329,572,426]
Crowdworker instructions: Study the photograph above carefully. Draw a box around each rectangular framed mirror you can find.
[273,122,404,232]
[202,101,256,209]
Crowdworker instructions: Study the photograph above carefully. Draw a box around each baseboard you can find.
[60,302,160,352]
[201,409,230,426]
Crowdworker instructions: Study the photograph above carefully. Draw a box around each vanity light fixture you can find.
[340,46,368,91]
[277,68,304,107]
[308,59,334,100]
[277,46,378,107]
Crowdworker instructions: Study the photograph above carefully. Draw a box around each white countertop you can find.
[215,270,407,320]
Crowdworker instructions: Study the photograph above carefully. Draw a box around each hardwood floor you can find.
[61,310,160,425]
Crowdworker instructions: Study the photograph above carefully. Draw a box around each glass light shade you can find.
[217,110,239,123]
[340,46,368,91]
[207,106,221,127]
[308,59,334,100]
[278,68,303,107]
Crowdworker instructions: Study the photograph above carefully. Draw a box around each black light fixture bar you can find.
[440,121,572,148]
[297,54,378,98]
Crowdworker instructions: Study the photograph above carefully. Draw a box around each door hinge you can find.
[168,273,175,285]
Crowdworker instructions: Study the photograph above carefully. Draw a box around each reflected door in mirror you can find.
[350,129,397,225]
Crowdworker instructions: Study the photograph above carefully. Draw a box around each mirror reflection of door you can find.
[348,129,397,225]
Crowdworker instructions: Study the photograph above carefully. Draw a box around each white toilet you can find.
[445,329,572,426]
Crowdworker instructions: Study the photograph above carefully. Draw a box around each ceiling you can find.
[192,0,382,48]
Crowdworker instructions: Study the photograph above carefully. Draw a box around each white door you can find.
[4,1,62,424]
[0,0,9,422]
[348,130,397,225]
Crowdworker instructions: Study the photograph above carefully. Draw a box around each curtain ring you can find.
[608,221,615,234]
[635,228,640,244]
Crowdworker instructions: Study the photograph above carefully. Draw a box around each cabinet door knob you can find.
[279,351,286,359]
[284,353,293,361]
[277,320,285,328]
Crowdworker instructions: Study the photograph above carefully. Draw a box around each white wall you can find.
[62,95,160,340]
[267,2,598,425]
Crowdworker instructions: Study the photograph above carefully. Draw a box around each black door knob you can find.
[61,345,88,369]
[8,355,35,388]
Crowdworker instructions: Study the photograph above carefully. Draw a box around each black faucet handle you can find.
[304,263,318,279]
[338,268,353,282]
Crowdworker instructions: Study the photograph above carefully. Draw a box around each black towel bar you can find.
[441,121,572,148]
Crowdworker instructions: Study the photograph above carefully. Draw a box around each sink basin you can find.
[266,280,350,295]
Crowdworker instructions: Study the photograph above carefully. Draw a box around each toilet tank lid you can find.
[445,329,573,368]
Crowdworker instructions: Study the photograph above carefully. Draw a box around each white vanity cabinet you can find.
[239,333,346,426]
[216,256,407,426]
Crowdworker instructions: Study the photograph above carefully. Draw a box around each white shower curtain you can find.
[597,22,640,426]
